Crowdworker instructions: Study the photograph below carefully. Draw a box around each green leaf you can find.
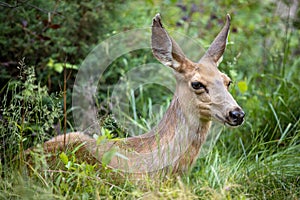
[53,63,63,73]
[101,148,117,166]
[101,127,113,139]
[47,59,78,73]
[59,152,69,165]
[65,161,73,170]
[238,81,248,94]
[46,58,54,68]
[96,135,107,145]
[64,63,79,70]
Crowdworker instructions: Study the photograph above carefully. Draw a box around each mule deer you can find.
[30,13,244,179]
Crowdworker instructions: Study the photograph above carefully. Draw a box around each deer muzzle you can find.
[227,107,245,126]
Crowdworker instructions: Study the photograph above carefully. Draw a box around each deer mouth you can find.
[215,114,243,127]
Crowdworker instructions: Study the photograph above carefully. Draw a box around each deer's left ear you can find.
[200,14,231,66]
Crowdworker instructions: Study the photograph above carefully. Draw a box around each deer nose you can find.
[229,108,245,125]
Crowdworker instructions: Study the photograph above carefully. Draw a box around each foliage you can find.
[0,59,62,166]
[0,0,123,92]
[0,0,299,199]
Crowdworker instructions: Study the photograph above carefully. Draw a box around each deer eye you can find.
[191,81,206,90]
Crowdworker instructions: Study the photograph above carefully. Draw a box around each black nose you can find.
[229,108,245,125]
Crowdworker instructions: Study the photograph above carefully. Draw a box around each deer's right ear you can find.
[151,13,186,70]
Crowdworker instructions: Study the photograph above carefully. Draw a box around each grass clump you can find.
[0,59,62,167]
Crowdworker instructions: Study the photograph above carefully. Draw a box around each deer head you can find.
[151,13,244,127]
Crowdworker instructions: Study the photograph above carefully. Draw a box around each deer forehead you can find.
[188,63,227,85]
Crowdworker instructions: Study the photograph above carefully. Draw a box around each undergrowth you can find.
[0,56,299,199]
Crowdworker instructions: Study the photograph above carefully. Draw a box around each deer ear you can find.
[151,13,186,70]
[200,14,231,66]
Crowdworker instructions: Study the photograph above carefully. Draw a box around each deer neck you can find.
[108,93,211,174]
[151,95,211,150]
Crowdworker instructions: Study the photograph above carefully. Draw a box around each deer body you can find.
[38,14,244,179]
